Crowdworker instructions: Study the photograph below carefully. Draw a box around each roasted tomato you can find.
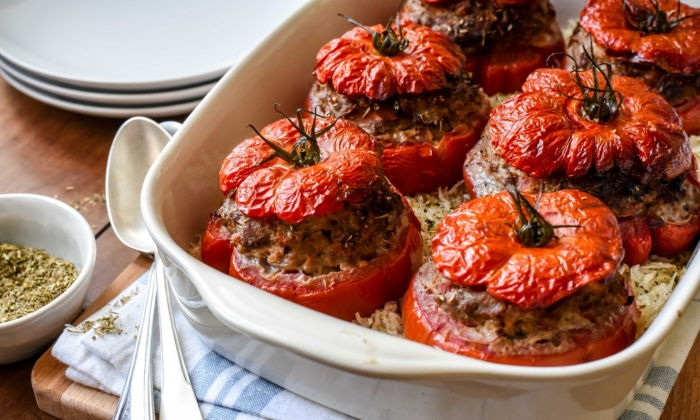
[490,68,691,181]
[466,20,565,96]
[675,96,700,135]
[200,213,233,273]
[215,108,423,320]
[618,217,652,266]
[571,0,700,134]
[308,16,490,195]
[464,53,700,257]
[403,188,638,366]
[401,0,565,95]
[650,215,700,257]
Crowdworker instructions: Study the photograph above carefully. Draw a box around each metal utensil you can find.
[106,117,201,420]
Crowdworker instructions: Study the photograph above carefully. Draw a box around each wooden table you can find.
[0,77,699,420]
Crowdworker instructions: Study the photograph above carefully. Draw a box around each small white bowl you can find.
[0,194,96,364]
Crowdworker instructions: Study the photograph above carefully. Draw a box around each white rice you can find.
[562,19,580,45]
[352,301,404,337]
[620,253,690,337]
[404,181,470,255]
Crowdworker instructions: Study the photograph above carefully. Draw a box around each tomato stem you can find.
[622,0,700,34]
[250,104,340,168]
[506,184,581,248]
[549,36,624,123]
[338,1,408,57]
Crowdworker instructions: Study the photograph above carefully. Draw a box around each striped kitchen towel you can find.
[53,267,700,420]
[618,294,700,420]
[53,269,351,420]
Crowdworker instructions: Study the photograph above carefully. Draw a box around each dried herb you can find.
[66,310,123,338]
[0,243,78,323]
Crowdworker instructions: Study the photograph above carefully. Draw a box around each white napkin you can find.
[52,269,351,420]
[53,268,700,420]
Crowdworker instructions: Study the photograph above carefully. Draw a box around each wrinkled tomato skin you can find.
[676,97,700,136]
[432,190,623,309]
[465,23,565,96]
[618,217,652,266]
[201,214,234,274]
[402,274,638,366]
[650,214,700,257]
[380,112,489,196]
[229,216,423,321]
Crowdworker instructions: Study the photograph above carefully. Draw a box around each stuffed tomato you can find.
[400,0,565,95]
[463,47,700,265]
[201,107,423,321]
[569,0,700,134]
[305,14,490,195]
[403,188,638,366]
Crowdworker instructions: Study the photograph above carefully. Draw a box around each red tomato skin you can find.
[465,22,565,96]
[581,0,700,75]
[402,274,638,366]
[676,96,700,136]
[219,118,384,224]
[229,215,423,321]
[381,111,489,195]
[650,215,700,257]
[201,214,234,274]
[313,20,464,101]
[491,69,691,182]
[618,217,652,266]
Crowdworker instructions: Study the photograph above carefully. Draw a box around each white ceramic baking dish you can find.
[141,0,700,418]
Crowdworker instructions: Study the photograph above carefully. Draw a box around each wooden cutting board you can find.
[31,256,151,420]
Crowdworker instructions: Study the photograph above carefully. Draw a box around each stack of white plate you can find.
[0,0,308,118]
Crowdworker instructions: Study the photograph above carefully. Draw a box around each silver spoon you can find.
[106,117,202,420]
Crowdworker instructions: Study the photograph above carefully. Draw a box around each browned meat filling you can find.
[414,260,634,355]
[569,25,700,108]
[217,182,408,278]
[463,132,700,224]
[309,75,489,147]
[401,0,556,54]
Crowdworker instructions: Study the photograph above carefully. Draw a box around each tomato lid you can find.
[313,19,465,101]
[219,108,384,224]
[432,189,624,309]
[490,67,691,180]
[581,0,700,74]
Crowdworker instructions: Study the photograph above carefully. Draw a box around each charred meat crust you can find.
[309,76,489,147]
[217,181,407,278]
[568,25,700,108]
[414,259,634,355]
[464,131,700,224]
[401,0,556,54]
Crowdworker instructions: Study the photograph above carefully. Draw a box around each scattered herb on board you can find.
[66,309,123,338]
[0,243,78,323]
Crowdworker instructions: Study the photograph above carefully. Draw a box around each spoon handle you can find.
[155,254,203,420]
[113,264,157,420]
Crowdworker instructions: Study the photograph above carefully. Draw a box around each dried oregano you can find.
[0,243,78,323]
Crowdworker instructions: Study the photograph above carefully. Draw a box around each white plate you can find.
[0,0,309,91]
[0,66,200,118]
[0,57,216,106]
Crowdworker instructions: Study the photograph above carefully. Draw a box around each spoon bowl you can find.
[106,117,172,254]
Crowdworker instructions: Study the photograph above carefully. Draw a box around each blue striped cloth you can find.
[54,270,350,420]
[617,296,700,420]
[54,269,700,420]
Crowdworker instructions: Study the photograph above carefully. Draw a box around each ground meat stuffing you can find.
[217,182,408,278]
[308,75,489,147]
[464,131,700,224]
[568,25,700,108]
[414,260,634,356]
[401,0,556,54]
